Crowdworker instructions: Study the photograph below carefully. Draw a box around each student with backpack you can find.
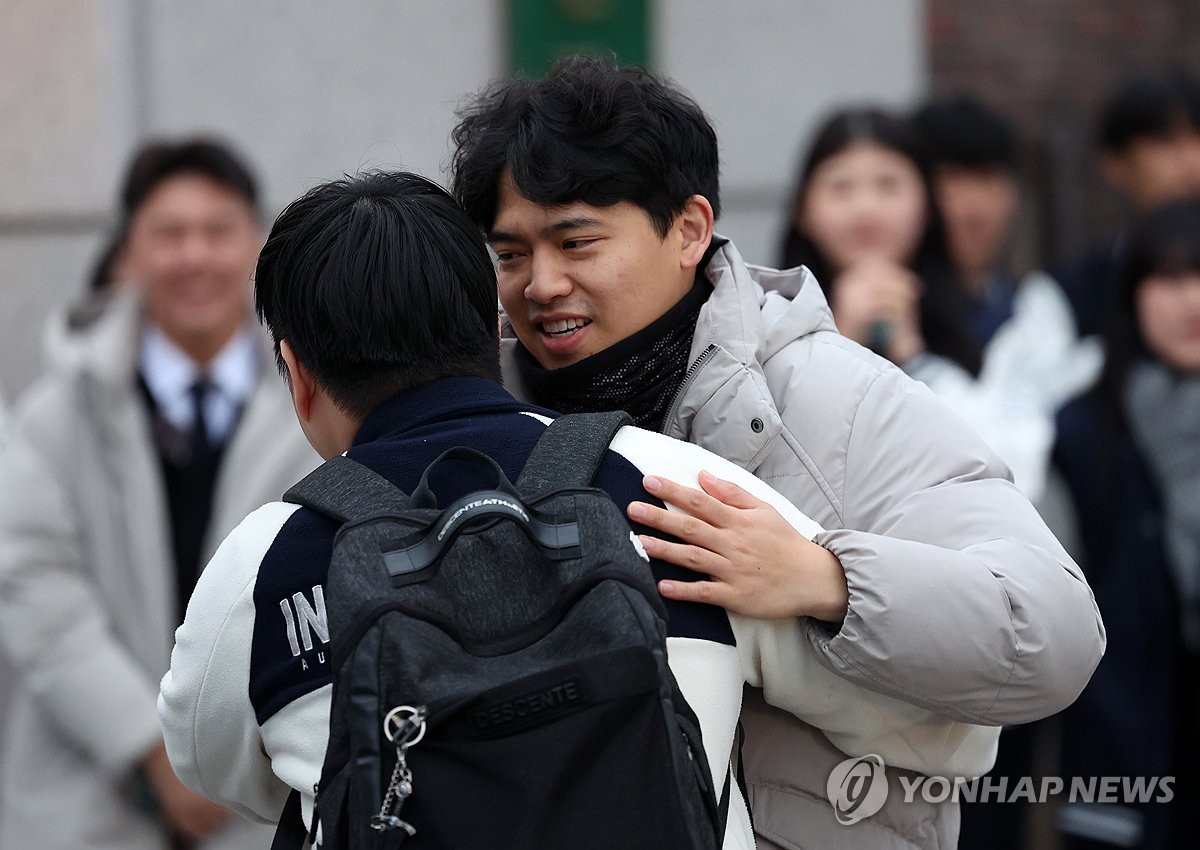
[159,171,1006,849]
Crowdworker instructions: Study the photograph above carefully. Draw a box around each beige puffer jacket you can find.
[0,291,319,850]
[503,240,1105,849]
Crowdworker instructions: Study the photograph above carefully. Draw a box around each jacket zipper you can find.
[661,344,718,435]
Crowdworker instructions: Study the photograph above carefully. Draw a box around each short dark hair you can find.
[1097,197,1200,420]
[254,171,502,419]
[451,55,720,237]
[120,138,259,219]
[913,95,1017,171]
[87,234,125,293]
[1098,70,1200,153]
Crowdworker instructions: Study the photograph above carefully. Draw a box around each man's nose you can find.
[523,254,572,302]
[177,230,213,268]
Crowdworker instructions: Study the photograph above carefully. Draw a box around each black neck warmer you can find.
[516,279,711,431]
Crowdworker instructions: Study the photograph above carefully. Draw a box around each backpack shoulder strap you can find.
[269,789,309,850]
[283,455,410,525]
[516,411,633,496]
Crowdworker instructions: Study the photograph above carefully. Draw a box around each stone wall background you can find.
[927,0,1200,268]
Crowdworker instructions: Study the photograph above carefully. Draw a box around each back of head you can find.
[451,54,720,236]
[914,95,1017,171]
[120,137,259,221]
[1099,70,1200,154]
[254,171,501,419]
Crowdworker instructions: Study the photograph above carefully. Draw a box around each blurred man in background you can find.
[915,94,1023,348]
[1056,70,1200,338]
[0,139,318,850]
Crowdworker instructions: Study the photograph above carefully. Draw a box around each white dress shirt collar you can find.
[139,324,259,444]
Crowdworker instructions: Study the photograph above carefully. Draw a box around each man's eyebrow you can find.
[543,216,603,235]
[487,229,520,244]
[488,216,604,243]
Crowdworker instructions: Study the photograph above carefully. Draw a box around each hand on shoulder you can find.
[628,471,849,623]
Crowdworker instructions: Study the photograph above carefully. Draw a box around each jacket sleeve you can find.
[0,422,162,775]
[158,503,298,823]
[808,367,1105,726]
[608,427,999,777]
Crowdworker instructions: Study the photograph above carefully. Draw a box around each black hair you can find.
[451,54,720,237]
[913,95,1018,171]
[777,107,983,375]
[1097,197,1200,413]
[1081,198,1200,535]
[88,234,126,293]
[1098,70,1200,154]
[120,138,259,221]
[254,170,501,419]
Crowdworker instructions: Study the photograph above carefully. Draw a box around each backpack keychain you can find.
[371,705,427,836]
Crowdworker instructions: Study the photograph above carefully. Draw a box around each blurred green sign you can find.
[510,0,651,76]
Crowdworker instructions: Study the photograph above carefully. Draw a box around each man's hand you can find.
[140,741,230,843]
[627,471,849,623]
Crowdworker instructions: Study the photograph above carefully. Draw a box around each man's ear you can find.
[113,240,140,290]
[279,340,317,424]
[678,195,715,271]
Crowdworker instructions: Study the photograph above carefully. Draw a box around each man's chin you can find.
[155,311,246,355]
[534,346,590,370]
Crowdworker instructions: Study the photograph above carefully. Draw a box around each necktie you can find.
[189,378,212,464]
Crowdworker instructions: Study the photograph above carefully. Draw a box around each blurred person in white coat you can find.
[0,139,318,850]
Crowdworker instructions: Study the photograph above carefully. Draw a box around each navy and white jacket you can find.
[159,378,998,850]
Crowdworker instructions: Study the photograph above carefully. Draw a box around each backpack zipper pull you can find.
[370,705,427,836]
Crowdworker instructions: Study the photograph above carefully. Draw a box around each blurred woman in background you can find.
[1054,198,1200,850]
[778,107,1098,504]
[779,108,970,370]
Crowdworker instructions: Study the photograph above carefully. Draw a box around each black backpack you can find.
[273,412,730,849]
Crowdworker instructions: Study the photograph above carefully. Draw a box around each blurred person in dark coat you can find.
[914,94,1023,350]
[1053,198,1200,849]
[1056,70,1200,339]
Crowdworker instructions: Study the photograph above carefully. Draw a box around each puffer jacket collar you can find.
[47,288,143,385]
[500,237,835,473]
[666,239,834,472]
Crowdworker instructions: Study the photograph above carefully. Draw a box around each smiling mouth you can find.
[541,318,592,336]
